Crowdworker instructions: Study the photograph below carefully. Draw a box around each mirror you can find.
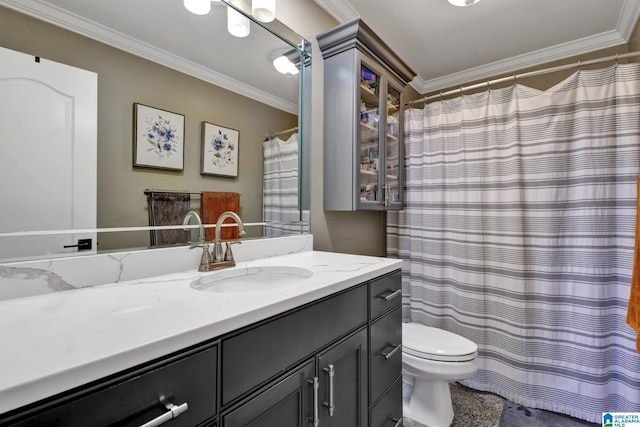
[0,0,311,262]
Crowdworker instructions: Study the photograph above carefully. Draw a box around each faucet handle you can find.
[190,242,212,272]
[223,241,241,262]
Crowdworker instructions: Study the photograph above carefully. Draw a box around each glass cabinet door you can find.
[385,84,402,207]
[359,64,382,206]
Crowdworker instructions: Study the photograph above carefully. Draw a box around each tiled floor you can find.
[403,382,504,427]
[403,383,598,427]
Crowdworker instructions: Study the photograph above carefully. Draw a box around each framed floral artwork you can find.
[133,103,185,171]
[200,122,239,177]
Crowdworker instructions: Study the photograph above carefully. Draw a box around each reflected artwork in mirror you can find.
[0,0,311,262]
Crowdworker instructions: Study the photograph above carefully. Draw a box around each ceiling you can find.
[313,0,640,94]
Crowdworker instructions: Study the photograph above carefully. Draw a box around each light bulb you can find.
[252,0,276,23]
[273,56,298,76]
[227,7,250,38]
[184,0,211,15]
[447,0,481,6]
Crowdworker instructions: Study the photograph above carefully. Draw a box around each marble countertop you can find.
[0,250,402,414]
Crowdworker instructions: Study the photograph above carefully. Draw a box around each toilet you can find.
[402,322,478,427]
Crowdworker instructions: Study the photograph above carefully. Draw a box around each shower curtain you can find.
[263,133,307,236]
[387,63,640,423]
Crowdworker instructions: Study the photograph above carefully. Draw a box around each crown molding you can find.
[1,0,297,114]
[311,0,358,22]
[411,29,629,94]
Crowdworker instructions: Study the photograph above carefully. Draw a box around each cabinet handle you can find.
[381,344,402,360]
[391,417,403,427]
[378,289,401,301]
[323,364,335,417]
[138,401,188,427]
[308,377,319,427]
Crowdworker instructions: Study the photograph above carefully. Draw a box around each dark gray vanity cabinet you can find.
[317,327,368,426]
[0,269,402,427]
[222,360,316,426]
[368,270,403,427]
[0,342,219,427]
[219,284,369,427]
[222,328,368,427]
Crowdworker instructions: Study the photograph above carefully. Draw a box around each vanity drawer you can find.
[370,376,403,427]
[369,269,402,319]
[6,343,218,427]
[369,305,402,403]
[221,284,367,406]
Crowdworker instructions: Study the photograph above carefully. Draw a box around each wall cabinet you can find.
[318,19,416,211]
[0,270,401,427]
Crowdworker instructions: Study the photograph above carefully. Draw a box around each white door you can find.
[0,46,97,261]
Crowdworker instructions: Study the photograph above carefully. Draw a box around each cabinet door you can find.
[317,328,368,427]
[382,82,403,209]
[370,377,402,427]
[370,306,402,403]
[358,61,384,209]
[222,361,315,427]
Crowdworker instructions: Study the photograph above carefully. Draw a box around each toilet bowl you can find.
[402,322,478,427]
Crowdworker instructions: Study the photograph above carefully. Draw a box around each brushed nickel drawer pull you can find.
[308,377,319,427]
[381,343,402,360]
[323,364,335,416]
[378,289,401,301]
[139,401,188,427]
[391,417,403,427]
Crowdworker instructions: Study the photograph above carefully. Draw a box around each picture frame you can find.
[200,121,239,177]
[133,103,185,171]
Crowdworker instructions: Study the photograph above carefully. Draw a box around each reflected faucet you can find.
[183,210,211,272]
[182,210,205,244]
[212,211,246,264]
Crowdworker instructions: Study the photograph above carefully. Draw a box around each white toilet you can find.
[402,322,478,427]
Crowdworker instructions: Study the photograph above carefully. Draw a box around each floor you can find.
[403,383,599,427]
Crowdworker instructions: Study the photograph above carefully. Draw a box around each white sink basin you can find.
[191,266,313,293]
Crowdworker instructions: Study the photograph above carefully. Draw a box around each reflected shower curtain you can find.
[387,63,640,422]
[263,133,306,236]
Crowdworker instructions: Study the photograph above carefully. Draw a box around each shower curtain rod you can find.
[407,50,640,106]
[265,126,298,140]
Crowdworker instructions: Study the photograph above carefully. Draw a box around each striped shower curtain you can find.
[262,133,308,236]
[387,63,640,423]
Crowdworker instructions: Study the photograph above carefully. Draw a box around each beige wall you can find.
[0,6,297,251]
[278,1,393,257]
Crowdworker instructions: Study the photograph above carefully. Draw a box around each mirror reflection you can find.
[0,0,310,262]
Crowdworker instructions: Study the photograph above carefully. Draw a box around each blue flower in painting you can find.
[158,126,175,143]
[208,128,235,169]
[213,135,223,151]
[144,114,180,159]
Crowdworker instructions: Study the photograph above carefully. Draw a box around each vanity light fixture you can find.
[273,56,298,76]
[447,0,482,5]
[183,0,250,38]
[252,0,275,23]
[227,6,250,37]
[184,0,213,15]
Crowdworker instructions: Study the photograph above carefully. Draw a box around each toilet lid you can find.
[403,323,477,362]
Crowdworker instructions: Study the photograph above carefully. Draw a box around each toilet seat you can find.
[403,323,477,362]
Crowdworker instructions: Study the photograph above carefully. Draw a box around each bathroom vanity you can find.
[0,248,402,427]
